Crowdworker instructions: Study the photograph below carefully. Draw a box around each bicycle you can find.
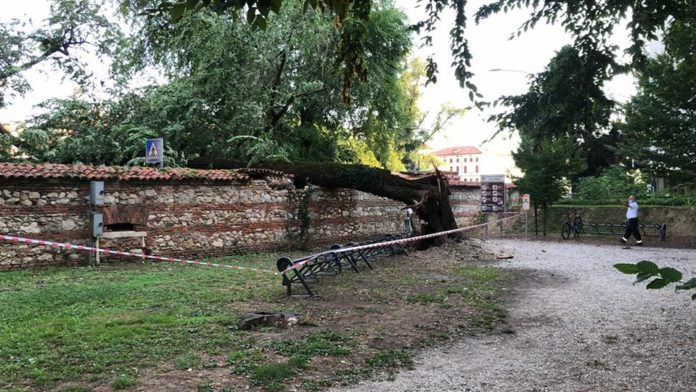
[561,210,583,239]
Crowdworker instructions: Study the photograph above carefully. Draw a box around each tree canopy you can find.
[2,0,435,169]
[513,133,585,235]
[493,45,615,178]
[0,0,120,109]
[144,0,692,99]
[619,6,696,179]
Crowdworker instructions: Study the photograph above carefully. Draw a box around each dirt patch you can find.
[83,239,512,392]
[336,240,696,392]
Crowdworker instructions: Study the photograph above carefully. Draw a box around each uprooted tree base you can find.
[188,160,460,247]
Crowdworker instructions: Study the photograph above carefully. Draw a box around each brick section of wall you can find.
[449,186,483,227]
[3,175,474,270]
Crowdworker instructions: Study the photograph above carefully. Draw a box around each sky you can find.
[1,0,640,175]
[394,0,637,152]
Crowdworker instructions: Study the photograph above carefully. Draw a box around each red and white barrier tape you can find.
[0,234,278,275]
[280,213,523,274]
[1,213,522,277]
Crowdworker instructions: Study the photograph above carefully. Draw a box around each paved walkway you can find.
[334,240,696,392]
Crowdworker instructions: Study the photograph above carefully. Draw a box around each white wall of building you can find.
[439,153,482,182]
[435,145,521,183]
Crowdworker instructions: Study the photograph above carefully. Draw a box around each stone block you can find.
[38,254,54,261]
[62,219,77,231]
[23,222,41,234]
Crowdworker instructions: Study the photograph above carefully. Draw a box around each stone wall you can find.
[1,174,482,270]
[449,185,484,226]
[548,205,696,247]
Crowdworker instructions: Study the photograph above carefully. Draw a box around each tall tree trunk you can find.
[542,201,548,236]
[188,160,460,243]
[533,202,539,235]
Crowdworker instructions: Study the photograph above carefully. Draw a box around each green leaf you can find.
[614,263,640,274]
[636,260,659,274]
[269,0,282,13]
[646,278,670,290]
[246,6,256,24]
[252,16,267,30]
[675,278,696,291]
[258,0,271,17]
[634,271,655,284]
[658,267,682,283]
[170,2,187,21]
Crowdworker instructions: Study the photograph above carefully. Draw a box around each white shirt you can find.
[626,200,639,219]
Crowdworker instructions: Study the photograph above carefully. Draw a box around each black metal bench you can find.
[276,234,408,297]
[585,222,667,242]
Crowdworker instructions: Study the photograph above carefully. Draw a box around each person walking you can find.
[619,195,643,246]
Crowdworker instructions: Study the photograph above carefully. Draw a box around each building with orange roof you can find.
[433,146,483,182]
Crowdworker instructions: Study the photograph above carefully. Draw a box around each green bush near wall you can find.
[567,165,696,207]
[541,205,696,240]
[555,196,696,207]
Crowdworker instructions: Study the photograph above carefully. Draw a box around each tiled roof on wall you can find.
[447,180,481,187]
[0,162,250,182]
[433,146,482,156]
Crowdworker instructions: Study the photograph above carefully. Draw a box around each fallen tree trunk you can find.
[188,160,459,242]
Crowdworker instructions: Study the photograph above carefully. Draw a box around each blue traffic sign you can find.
[145,138,164,167]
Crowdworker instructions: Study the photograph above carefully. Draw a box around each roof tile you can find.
[433,146,482,156]
[0,162,252,183]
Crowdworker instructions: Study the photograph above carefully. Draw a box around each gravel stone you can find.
[335,239,696,392]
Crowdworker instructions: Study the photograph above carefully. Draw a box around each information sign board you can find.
[481,175,506,212]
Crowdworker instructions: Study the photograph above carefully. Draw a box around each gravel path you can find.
[334,239,696,392]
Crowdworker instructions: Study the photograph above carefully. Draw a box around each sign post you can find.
[481,175,506,238]
[522,194,530,237]
[145,138,164,169]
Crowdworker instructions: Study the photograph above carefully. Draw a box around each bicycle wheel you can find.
[561,222,572,240]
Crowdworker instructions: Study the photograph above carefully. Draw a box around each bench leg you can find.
[353,251,373,270]
[338,253,360,273]
[294,270,316,297]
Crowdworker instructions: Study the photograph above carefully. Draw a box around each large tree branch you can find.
[264,86,328,132]
[0,52,55,81]
[0,25,85,82]
[268,50,288,118]
[187,159,460,239]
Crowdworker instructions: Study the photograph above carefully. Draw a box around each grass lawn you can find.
[0,242,514,391]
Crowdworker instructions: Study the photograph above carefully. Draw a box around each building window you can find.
[464,166,467,174]
[450,166,453,171]
[455,166,459,173]
[476,157,479,162]
[456,158,459,163]
[449,158,453,163]
[476,165,479,173]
